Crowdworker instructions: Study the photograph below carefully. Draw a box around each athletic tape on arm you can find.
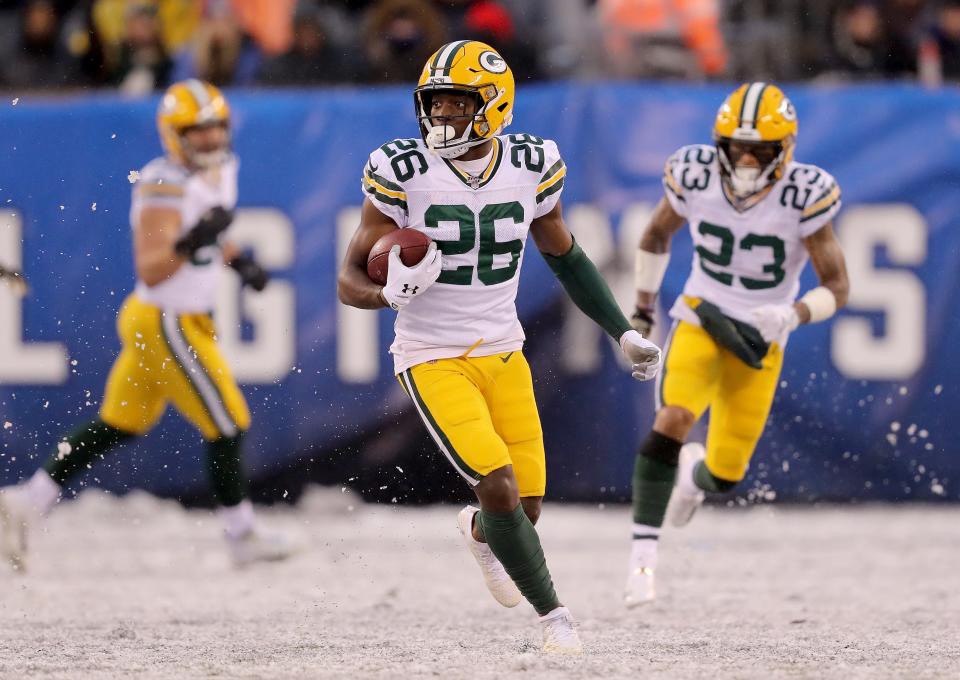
[799,286,837,323]
[635,250,670,293]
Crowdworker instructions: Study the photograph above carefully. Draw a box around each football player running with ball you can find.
[338,41,661,653]
[624,83,849,607]
[0,80,291,571]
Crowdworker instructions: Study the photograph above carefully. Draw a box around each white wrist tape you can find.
[799,286,837,323]
[634,249,669,293]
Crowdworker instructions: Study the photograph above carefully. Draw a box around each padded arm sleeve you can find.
[542,238,632,341]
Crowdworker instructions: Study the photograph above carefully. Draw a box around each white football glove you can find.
[380,242,442,311]
[751,303,800,344]
[619,330,662,381]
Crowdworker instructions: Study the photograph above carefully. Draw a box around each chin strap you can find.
[717,144,785,198]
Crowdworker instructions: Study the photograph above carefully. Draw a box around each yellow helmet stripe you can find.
[431,40,470,77]
[739,82,768,129]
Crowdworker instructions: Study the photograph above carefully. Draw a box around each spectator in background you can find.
[0,0,83,89]
[112,3,173,95]
[822,0,890,78]
[71,0,199,89]
[91,0,200,55]
[431,0,473,29]
[228,0,296,57]
[881,0,928,77]
[172,5,261,86]
[923,0,960,82]
[256,8,356,86]
[361,0,447,83]
[597,0,726,80]
[461,0,542,81]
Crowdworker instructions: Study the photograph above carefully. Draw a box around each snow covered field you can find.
[0,488,957,680]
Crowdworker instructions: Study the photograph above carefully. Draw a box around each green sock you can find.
[478,505,559,616]
[631,431,683,527]
[207,433,248,507]
[44,419,134,485]
[693,460,738,493]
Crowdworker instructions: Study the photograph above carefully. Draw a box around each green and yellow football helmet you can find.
[414,40,515,159]
[713,82,797,197]
[157,79,231,169]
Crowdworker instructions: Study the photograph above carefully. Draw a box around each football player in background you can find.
[0,79,290,570]
[338,40,662,653]
[624,83,849,607]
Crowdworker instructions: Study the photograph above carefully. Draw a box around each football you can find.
[366,228,432,285]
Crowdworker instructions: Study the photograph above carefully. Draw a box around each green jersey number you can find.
[424,201,524,286]
[379,138,428,182]
[508,134,545,173]
[696,221,786,290]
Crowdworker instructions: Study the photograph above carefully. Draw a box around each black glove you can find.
[174,206,234,257]
[631,306,655,336]
[692,299,769,369]
[229,252,269,292]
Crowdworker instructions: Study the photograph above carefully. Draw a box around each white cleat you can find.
[624,564,656,608]
[226,527,295,568]
[456,505,522,608]
[0,487,31,572]
[666,442,706,528]
[539,606,583,655]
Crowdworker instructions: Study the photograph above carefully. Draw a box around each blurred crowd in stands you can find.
[0,0,956,93]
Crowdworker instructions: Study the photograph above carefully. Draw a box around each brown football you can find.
[366,228,432,286]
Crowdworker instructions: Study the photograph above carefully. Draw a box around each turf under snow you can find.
[0,487,956,679]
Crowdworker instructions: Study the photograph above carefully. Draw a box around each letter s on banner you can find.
[831,204,926,381]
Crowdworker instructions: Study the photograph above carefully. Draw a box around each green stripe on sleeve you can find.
[799,199,839,223]
[364,184,407,211]
[539,159,565,184]
[535,177,564,204]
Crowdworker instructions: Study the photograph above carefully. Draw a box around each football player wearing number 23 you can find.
[338,40,662,653]
[624,83,850,608]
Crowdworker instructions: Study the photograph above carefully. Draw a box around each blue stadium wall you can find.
[0,82,955,503]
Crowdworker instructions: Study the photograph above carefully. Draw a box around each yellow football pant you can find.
[657,320,784,482]
[99,294,250,441]
[398,351,546,497]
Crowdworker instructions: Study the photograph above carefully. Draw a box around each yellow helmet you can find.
[157,79,231,169]
[713,82,797,197]
[414,40,514,158]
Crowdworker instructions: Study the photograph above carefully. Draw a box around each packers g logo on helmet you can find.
[478,50,507,74]
[414,40,515,159]
[157,79,231,169]
[713,82,797,198]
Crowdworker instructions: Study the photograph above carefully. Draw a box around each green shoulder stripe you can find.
[364,183,407,210]
[535,176,564,204]
[539,159,565,184]
[809,181,838,206]
[365,167,404,193]
[799,198,839,223]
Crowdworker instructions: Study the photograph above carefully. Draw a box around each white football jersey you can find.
[662,144,841,339]
[362,134,566,373]
[130,155,239,312]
